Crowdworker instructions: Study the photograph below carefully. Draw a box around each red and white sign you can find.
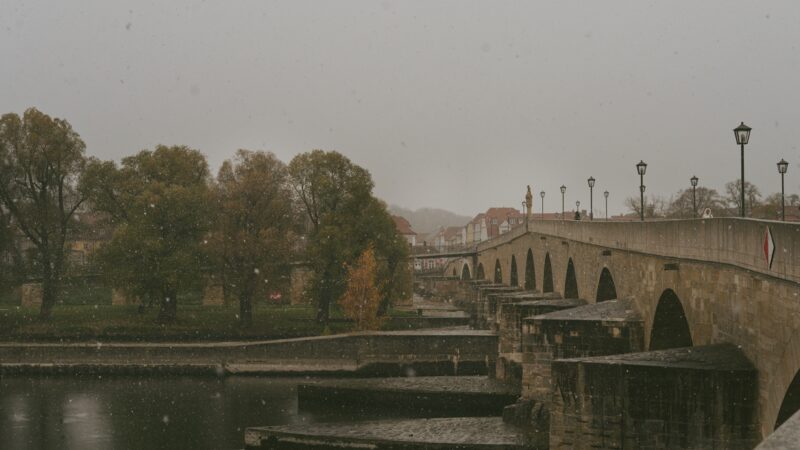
[763,226,775,269]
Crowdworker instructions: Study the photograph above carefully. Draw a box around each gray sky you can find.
[3,1,800,217]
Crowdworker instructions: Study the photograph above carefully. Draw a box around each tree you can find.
[725,179,761,216]
[289,150,409,323]
[339,245,383,331]
[85,145,211,322]
[754,193,800,220]
[0,108,87,319]
[665,187,727,218]
[624,195,668,219]
[0,209,26,292]
[209,150,295,327]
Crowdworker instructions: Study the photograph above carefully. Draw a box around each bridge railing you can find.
[478,218,800,284]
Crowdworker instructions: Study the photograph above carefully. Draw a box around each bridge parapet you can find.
[478,218,800,284]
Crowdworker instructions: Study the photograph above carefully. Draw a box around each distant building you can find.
[483,207,521,239]
[392,215,417,247]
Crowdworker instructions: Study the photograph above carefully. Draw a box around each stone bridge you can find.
[443,218,800,442]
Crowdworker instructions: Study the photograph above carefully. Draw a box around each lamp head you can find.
[636,160,647,176]
[778,159,789,174]
[734,122,752,145]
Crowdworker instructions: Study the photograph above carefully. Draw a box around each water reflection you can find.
[0,376,332,450]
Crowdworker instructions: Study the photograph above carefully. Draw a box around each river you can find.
[0,375,385,450]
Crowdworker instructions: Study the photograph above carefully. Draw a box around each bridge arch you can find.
[494,259,503,284]
[564,258,579,299]
[543,253,554,293]
[776,371,800,429]
[510,255,519,287]
[769,328,800,433]
[461,263,471,280]
[476,263,485,280]
[524,249,536,290]
[649,289,693,351]
[595,267,617,302]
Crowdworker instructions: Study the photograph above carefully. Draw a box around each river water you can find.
[0,376,380,450]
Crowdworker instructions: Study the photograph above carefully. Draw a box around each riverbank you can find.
[0,304,424,342]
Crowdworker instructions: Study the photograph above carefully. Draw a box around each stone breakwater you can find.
[0,329,498,377]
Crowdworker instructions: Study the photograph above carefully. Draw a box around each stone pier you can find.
[495,296,584,384]
[521,298,644,404]
[550,344,759,450]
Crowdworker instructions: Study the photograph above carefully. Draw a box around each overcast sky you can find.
[3,1,799,216]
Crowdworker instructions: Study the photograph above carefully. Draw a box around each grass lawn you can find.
[0,303,418,342]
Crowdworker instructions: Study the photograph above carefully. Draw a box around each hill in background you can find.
[388,205,472,235]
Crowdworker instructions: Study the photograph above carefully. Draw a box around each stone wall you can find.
[202,283,225,306]
[550,345,759,450]
[20,283,42,307]
[0,330,498,376]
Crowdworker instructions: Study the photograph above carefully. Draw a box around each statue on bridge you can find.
[526,185,533,220]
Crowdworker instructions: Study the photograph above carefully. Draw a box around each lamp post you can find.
[636,160,647,221]
[560,185,566,219]
[690,175,698,218]
[733,122,752,217]
[778,159,789,221]
[587,176,595,221]
[575,200,580,220]
[540,191,545,219]
[604,190,609,220]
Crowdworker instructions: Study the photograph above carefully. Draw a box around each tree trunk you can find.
[316,290,330,324]
[157,290,178,323]
[39,277,58,320]
[239,291,253,328]
[39,256,58,320]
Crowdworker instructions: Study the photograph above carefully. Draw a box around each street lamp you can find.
[587,176,595,221]
[560,185,566,219]
[733,122,752,217]
[603,190,609,220]
[575,200,580,220]
[636,160,647,221]
[778,159,789,221]
[690,175,699,218]
[540,191,545,219]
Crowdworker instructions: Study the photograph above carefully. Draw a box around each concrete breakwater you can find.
[297,376,519,417]
[0,329,497,377]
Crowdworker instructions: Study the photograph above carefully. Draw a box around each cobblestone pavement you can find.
[301,375,519,395]
[246,417,536,448]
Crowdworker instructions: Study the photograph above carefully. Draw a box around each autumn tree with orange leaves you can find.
[339,245,383,331]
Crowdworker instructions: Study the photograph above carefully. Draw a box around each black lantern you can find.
[603,190,609,220]
[587,177,595,220]
[778,159,789,221]
[560,185,566,219]
[690,175,699,218]
[636,160,647,176]
[733,122,752,217]
[636,161,647,221]
[540,191,545,219]
[778,159,789,174]
[734,122,752,145]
